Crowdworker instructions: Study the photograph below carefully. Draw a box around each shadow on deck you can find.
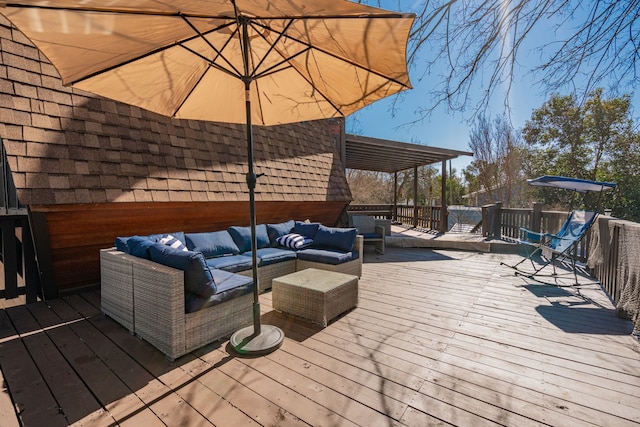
[1,246,639,427]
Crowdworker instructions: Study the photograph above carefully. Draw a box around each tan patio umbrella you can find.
[1,0,414,355]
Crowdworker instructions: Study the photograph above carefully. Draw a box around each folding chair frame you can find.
[501,211,598,288]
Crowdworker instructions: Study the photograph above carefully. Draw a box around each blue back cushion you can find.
[185,231,239,258]
[313,225,357,252]
[127,236,155,259]
[293,221,321,239]
[266,220,295,246]
[114,237,129,253]
[148,243,216,296]
[228,224,270,253]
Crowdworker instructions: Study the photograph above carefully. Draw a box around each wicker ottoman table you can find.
[272,268,359,327]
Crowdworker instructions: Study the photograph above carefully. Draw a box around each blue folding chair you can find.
[502,210,598,287]
[501,176,616,287]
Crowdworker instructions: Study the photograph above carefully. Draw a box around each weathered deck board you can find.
[0,247,639,426]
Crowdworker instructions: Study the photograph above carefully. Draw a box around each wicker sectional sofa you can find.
[100,220,363,360]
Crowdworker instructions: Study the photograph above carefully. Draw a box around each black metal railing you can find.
[1,140,40,303]
[0,213,41,302]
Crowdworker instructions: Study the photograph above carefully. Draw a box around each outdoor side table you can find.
[272,268,359,327]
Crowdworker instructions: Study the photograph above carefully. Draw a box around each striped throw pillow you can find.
[158,234,188,251]
[276,233,313,249]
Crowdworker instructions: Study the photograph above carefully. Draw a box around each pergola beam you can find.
[345,134,473,233]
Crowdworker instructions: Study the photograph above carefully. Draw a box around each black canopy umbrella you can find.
[1,0,414,354]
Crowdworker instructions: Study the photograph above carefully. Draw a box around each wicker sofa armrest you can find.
[100,248,136,332]
[130,255,187,359]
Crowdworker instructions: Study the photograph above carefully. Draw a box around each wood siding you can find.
[29,200,348,294]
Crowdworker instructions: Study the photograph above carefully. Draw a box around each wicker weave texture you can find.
[272,268,358,327]
[296,257,361,277]
[133,258,186,360]
[100,249,135,332]
[184,293,252,353]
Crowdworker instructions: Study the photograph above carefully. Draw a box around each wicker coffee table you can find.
[272,268,359,327]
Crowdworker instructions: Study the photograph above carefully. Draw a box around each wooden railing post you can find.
[485,202,503,239]
[482,205,489,237]
[413,166,418,228]
[527,202,543,241]
[530,202,543,233]
[393,172,398,223]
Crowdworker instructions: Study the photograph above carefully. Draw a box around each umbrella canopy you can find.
[527,176,617,193]
[1,0,414,355]
[1,1,413,125]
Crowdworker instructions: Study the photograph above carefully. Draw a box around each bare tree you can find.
[467,114,523,206]
[395,0,640,118]
[346,170,393,203]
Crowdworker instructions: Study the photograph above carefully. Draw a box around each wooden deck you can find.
[1,247,639,427]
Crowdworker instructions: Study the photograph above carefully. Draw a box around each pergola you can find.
[344,134,473,233]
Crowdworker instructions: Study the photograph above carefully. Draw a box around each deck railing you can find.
[395,205,445,231]
[346,204,393,219]
[347,204,445,231]
[587,217,640,322]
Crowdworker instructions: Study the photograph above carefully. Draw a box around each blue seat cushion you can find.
[297,248,358,265]
[148,243,216,297]
[293,221,321,239]
[185,270,253,313]
[205,254,254,273]
[256,247,297,266]
[228,224,270,253]
[127,236,155,259]
[266,220,295,246]
[313,225,357,252]
[185,230,240,257]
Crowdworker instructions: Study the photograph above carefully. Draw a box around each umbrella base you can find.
[230,324,284,356]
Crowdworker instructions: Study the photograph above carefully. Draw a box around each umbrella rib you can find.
[180,15,244,79]
[2,3,413,20]
[252,47,308,81]
[249,19,294,79]
[63,33,207,86]
[169,65,212,118]
[62,15,238,86]
[251,19,412,90]
[3,4,412,90]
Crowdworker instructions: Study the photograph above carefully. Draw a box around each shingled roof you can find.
[0,15,352,206]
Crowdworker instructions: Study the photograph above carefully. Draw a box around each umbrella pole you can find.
[229,17,284,355]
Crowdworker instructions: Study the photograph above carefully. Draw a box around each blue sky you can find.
[346,1,639,178]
